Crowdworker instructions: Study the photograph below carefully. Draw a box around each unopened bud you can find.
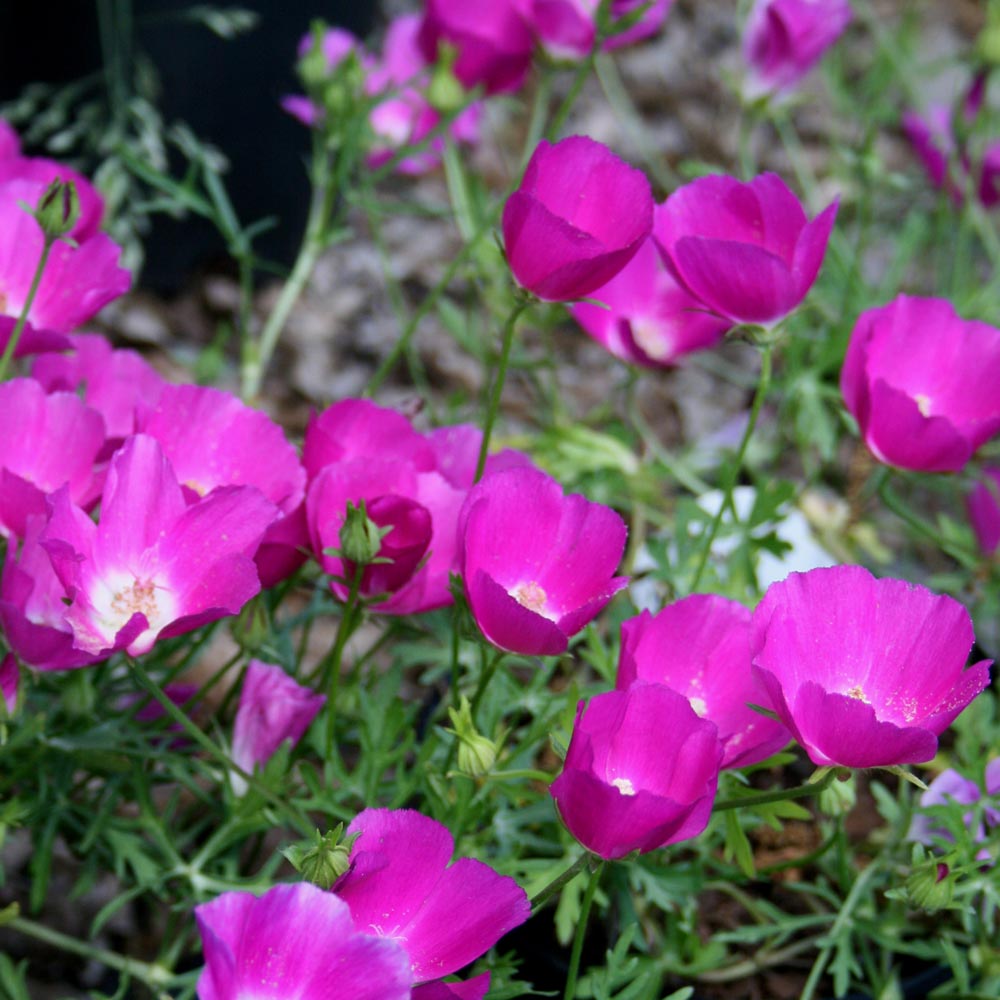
[817,772,856,817]
[235,596,269,652]
[339,500,386,567]
[447,695,499,777]
[282,825,358,890]
[906,856,955,911]
[427,44,466,113]
[34,179,80,242]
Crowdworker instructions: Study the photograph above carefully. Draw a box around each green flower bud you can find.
[282,826,358,890]
[905,857,955,912]
[427,44,466,114]
[339,500,386,567]
[446,695,499,777]
[235,595,269,652]
[33,179,80,243]
[976,3,1000,67]
[817,772,856,817]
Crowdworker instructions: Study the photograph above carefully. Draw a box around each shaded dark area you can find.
[0,0,378,290]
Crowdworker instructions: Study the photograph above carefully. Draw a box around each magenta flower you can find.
[503,135,653,302]
[0,119,19,159]
[907,764,1000,852]
[195,882,411,1000]
[0,515,102,672]
[40,435,278,659]
[418,0,535,95]
[617,595,790,769]
[742,0,852,101]
[0,653,17,714]
[231,660,325,793]
[334,808,530,982]
[569,236,731,367]
[750,566,992,769]
[0,378,105,539]
[304,400,524,615]
[32,334,166,442]
[551,683,722,859]
[531,0,670,59]
[0,186,130,348]
[653,171,837,327]
[460,466,628,656]
[840,295,1000,473]
[968,468,1000,557]
[136,383,307,587]
[367,15,483,175]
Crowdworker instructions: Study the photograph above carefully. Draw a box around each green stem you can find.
[475,297,532,481]
[242,139,337,400]
[547,47,598,142]
[128,657,310,835]
[712,768,837,813]
[564,860,604,1000]
[0,240,54,383]
[799,858,884,1000]
[321,563,366,758]
[7,914,181,997]
[687,345,773,594]
[530,851,593,910]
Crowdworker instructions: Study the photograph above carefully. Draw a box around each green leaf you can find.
[723,810,755,878]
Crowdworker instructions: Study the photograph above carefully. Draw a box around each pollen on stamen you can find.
[846,684,868,703]
[510,580,547,614]
[914,393,933,418]
[611,777,636,796]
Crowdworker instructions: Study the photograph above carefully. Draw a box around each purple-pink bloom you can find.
[195,882,411,1000]
[0,515,102,672]
[750,566,992,769]
[502,135,653,302]
[551,683,722,859]
[742,0,852,101]
[840,295,1000,473]
[32,334,166,442]
[617,595,790,769]
[40,434,278,659]
[967,467,1000,557]
[0,378,105,539]
[531,0,671,59]
[136,383,307,587]
[605,0,672,49]
[334,807,530,982]
[418,0,535,95]
[413,973,491,1000]
[908,767,985,850]
[0,185,130,348]
[653,171,837,327]
[460,466,627,656]
[231,660,325,792]
[569,235,731,367]
[304,400,525,615]
[0,653,17,714]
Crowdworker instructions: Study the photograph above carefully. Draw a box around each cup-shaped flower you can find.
[617,595,790,769]
[0,378,105,539]
[653,172,837,327]
[0,185,130,347]
[231,660,326,793]
[569,236,731,367]
[531,0,670,60]
[195,882,411,1000]
[418,0,535,95]
[304,400,529,615]
[551,683,722,859]
[742,0,852,101]
[750,566,992,769]
[40,434,278,659]
[334,807,530,982]
[460,466,628,656]
[968,468,1000,557]
[840,295,1000,473]
[502,135,653,302]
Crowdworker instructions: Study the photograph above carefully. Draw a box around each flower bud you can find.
[447,695,499,776]
[283,826,359,890]
[235,595,269,652]
[427,44,466,114]
[817,772,857,817]
[338,500,387,567]
[905,855,956,912]
[33,179,81,243]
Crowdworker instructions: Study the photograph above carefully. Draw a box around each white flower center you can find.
[611,777,636,796]
[510,580,548,614]
[914,393,933,418]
